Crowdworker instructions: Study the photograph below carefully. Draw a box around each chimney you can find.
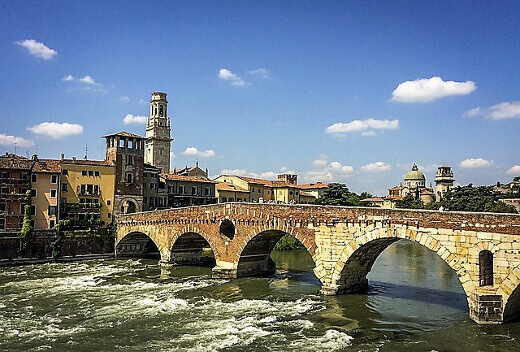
[60,153,65,161]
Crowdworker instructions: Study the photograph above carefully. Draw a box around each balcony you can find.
[0,192,29,201]
[0,178,30,185]
[65,202,102,210]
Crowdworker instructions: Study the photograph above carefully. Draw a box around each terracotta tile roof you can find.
[234,176,271,186]
[161,174,216,184]
[0,153,33,170]
[298,182,328,190]
[103,131,145,139]
[299,191,315,197]
[32,159,61,173]
[388,186,403,191]
[144,163,161,172]
[216,182,250,193]
[360,197,385,202]
[385,196,404,201]
[61,158,115,167]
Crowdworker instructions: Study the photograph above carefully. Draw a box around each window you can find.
[30,205,36,216]
[89,170,94,177]
[94,171,100,177]
[1,187,9,195]
[144,173,148,178]
[31,174,37,183]
[82,170,87,176]
[127,155,133,165]
[205,187,210,196]
[192,186,198,195]
[222,197,227,202]
[50,189,57,198]
[2,172,10,179]
[107,200,111,206]
[61,183,68,191]
[128,140,133,148]
[50,220,55,228]
[179,185,185,195]
[108,213,111,218]
[143,196,147,204]
[31,189,37,197]
[62,169,68,175]
[0,203,5,212]
[289,191,293,195]
[127,173,133,183]
[159,105,164,116]
[94,185,99,195]
[51,175,58,184]
[479,250,494,286]
[48,205,57,216]
[0,219,4,229]
[151,183,156,189]
[119,139,125,147]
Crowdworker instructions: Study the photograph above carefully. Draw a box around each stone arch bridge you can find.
[115,203,520,324]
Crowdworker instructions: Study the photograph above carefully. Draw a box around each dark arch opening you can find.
[479,250,494,286]
[236,230,315,279]
[170,232,215,267]
[116,232,160,259]
[504,283,520,322]
[121,200,136,214]
[219,219,235,240]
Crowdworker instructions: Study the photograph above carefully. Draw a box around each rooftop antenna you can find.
[34,144,39,156]
[25,149,29,158]
[14,142,17,155]
[84,144,88,160]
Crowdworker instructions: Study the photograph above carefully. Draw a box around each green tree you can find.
[395,194,425,209]
[19,190,33,254]
[316,183,361,206]
[439,185,517,213]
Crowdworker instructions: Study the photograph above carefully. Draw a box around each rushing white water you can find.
[1,242,520,352]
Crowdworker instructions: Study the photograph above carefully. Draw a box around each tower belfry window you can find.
[159,105,164,116]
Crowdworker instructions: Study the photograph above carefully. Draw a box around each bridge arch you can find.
[500,265,520,322]
[116,231,161,259]
[327,226,472,298]
[235,228,316,278]
[169,230,217,267]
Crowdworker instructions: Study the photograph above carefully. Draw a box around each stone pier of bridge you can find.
[115,203,520,324]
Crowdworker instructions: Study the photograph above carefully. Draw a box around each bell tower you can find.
[435,165,455,202]
[145,92,172,173]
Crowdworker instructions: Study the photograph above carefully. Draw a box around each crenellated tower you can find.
[145,92,172,173]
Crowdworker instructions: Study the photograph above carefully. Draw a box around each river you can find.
[1,240,519,351]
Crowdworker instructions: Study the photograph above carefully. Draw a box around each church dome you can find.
[404,163,426,181]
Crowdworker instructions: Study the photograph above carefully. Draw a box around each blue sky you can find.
[1,1,519,195]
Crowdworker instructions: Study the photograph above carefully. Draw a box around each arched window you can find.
[479,250,494,286]
[159,105,164,116]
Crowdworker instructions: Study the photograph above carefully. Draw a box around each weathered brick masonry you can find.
[116,203,520,324]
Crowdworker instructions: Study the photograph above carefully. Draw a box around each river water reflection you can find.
[1,240,520,351]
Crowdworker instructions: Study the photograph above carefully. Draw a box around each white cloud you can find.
[248,68,269,78]
[27,122,83,139]
[119,96,130,102]
[507,165,520,176]
[63,74,102,86]
[181,147,216,158]
[361,162,391,172]
[15,39,57,60]
[0,133,35,148]
[391,76,476,103]
[123,114,147,125]
[325,118,399,135]
[79,75,99,85]
[218,168,277,180]
[312,158,328,167]
[303,160,354,183]
[139,99,147,105]
[361,130,377,136]
[464,101,520,120]
[459,158,494,169]
[218,68,249,87]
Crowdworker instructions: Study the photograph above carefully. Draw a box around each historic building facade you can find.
[104,132,145,215]
[0,153,32,231]
[31,157,61,230]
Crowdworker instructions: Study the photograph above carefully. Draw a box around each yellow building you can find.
[31,157,61,230]
[60,157,115,225]
[298,182,328,199]
[213,174,318,204]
